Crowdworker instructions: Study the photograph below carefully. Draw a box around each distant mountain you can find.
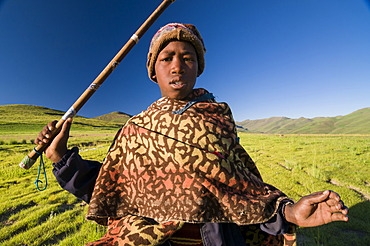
[237,107,370,134]
[93,111,132,124]
[1,104,368,134]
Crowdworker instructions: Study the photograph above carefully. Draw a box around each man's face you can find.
[154,41,198,100]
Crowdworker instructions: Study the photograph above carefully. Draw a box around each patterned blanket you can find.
[86,88,291,245]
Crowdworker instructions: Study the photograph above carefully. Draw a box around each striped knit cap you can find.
[147,23,206,82]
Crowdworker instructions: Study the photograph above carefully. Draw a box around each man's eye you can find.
[161,57,172,61]
[184,57,194,61]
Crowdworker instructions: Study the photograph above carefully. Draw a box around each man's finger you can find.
[331,211,349,222]
[326,196,343,207]
[47,120,58,132]
[327,190,341,201]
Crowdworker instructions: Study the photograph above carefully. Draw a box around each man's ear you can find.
[152,75,157,81]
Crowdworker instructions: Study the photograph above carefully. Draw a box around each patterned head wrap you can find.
[147,23,206,82]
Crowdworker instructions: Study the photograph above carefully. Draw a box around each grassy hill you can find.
[93,111,131,124]
[0,104,122,134]
[237,107,370,134]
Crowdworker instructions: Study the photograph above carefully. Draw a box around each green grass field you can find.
[239,133,370,245]
[0,130,369,245]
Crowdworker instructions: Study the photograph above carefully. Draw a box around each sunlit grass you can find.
[0,132,369,245]
[239,133,370,245]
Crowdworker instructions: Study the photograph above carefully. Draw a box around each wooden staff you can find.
[19,0,176,169]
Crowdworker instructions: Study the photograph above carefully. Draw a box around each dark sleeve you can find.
[260,200,294,235]
[52,147,102,203]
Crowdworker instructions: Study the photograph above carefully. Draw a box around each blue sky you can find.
[1,0,369,121]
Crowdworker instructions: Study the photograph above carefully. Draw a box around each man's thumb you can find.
[58,118,73,139]
[308,190,330,204]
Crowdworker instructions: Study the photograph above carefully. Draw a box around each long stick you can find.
[20,0,176,169]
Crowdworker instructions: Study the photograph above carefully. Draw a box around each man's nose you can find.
[171,58,185,74]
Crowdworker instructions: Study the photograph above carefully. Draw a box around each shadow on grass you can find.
[297,201,370,246]
[36,204,77,225]
[41,229,80,246]
[0,201,37,225]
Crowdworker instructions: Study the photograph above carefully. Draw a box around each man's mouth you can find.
[170,79,186,89]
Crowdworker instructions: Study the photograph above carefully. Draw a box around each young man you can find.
[36,23,348,246]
